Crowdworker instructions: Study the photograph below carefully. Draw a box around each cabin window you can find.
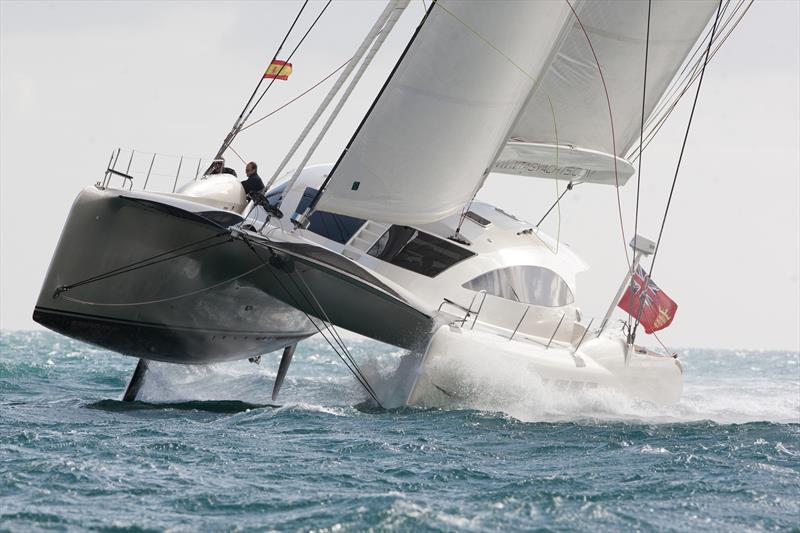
[368,225,475,277]
[465,210,491,227]
[294,187,366,244]
[462,266,574,307]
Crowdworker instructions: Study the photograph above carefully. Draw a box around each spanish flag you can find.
[264,60,292,80]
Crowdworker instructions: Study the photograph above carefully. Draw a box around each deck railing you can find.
[99,148,220,193]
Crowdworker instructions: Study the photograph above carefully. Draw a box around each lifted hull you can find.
[34,186,316,364]
[241,233,435,351]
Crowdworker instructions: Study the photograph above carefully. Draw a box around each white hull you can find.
[407,325,683,408]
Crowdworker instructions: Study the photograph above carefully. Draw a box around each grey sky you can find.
[1,0,798,351]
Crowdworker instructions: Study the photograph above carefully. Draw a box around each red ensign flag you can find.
[263,60,292,80]
[617,265,678,334]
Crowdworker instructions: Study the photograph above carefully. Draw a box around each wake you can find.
[125,345,799,425]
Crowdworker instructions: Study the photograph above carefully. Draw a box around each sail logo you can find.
[494,159,597,180]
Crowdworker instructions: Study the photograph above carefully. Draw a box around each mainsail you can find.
[314,0,573,225]
[493,0,719,186]
[314,0,718,225]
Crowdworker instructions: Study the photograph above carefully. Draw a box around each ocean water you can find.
[1,330,798,532]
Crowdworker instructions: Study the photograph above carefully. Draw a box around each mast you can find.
[268,0,410,198]
[291,0,429,228]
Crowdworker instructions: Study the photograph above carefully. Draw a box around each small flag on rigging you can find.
[263,60,292,80]
[617,265,678,334]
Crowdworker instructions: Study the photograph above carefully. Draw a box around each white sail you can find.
[315,0,573,225]
[492,0,719,186]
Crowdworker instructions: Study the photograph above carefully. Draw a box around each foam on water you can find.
[130,336,799,425]
[1,331,799,531]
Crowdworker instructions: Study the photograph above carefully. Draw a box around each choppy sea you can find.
[1,330,798,532]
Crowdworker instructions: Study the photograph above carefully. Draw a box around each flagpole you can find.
[597,235,655,336]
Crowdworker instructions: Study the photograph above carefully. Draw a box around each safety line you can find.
[63,263,265,307]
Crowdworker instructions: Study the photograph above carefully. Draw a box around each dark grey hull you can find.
[34,186,316,364]
[236,235,435,351]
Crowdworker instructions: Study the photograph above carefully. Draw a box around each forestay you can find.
[315,0,573,225]
[492,0,718,186]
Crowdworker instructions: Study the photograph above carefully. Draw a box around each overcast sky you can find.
[1,0,798,351]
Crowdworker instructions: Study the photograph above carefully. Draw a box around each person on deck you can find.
[241,161,265,198]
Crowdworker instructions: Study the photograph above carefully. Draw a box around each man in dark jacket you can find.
[241,161,265,198]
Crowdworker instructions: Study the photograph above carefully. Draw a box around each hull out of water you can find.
[34,186,316,364]
[241,231,435,351]
[407,325,683,406]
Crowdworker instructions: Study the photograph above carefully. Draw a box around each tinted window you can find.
[368,225,474,277]
[265,181,288,206]
[296,187,365,244]
[465,210,491,227]
[462,266,574,307]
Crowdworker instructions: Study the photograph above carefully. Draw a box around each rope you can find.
[632,0,724,340]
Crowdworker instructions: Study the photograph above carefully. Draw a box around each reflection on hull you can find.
[243,236,434,351]
[33,306,309,364]
[33,186,316,364]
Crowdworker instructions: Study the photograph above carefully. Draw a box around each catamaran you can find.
[34,0,745,406]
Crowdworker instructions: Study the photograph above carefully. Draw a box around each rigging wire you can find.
[240,57,352,132]
[289,271,381,402]
[54,232,231,296]
[535,183,575,228]
[548,95,562,254]
[240,0,334,129]
[240,234,384,407]
[214,0,310,160]
[640,0,734,135]
[631,0,724,340]
[228,145,247,165]
[629,0,652,332]
[565,0,632,273]
[627,0,752,163]
[62,263,264,308]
